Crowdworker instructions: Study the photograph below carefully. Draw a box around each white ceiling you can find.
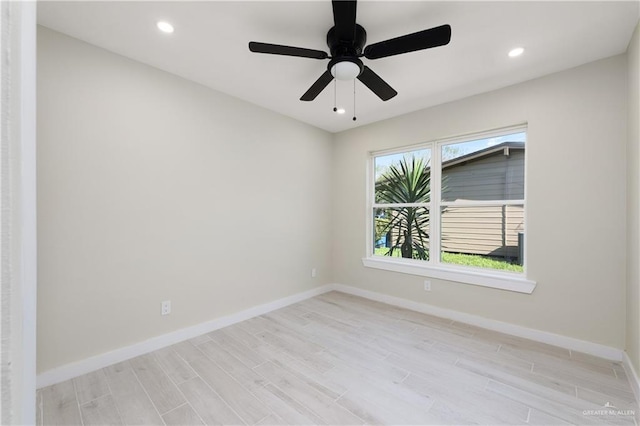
[38,1,639,133]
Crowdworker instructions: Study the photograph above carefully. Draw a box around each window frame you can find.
[363,125,536,294]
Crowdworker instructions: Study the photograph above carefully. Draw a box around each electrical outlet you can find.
[311,268,317,278]
[424,280,431,291]
[161,300,171,316]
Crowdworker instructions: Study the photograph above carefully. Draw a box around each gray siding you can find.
[442,149,525,202]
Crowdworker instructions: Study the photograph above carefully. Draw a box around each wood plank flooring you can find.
[37,291,639,425]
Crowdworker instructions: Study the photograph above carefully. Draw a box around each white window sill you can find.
[361,256,536,294]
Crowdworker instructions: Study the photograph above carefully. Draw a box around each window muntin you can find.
[371,129,526,274]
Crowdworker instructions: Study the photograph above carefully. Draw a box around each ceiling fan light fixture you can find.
[330,61,361,80]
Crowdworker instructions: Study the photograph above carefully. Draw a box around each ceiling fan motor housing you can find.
[326,24,367,79]
[327,23,367,56]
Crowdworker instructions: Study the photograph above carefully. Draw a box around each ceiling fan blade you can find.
[363,24,451,60]
[249,41,328,59]
[332,0,357,42]
[300,71,334,101]
[357,66,397,101]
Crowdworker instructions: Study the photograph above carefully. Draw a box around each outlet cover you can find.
[424,281,431,291]
[161,300,171,315]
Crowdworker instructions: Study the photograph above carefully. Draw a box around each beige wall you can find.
[332,55,628,348]
[626,20,640,373]
[36,28,333,373]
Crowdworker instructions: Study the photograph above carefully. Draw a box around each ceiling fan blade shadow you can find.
[364,24,451,60]
[357,66,397,101]
[249,42,328,59]
[300,70,334,101]
[332,0,357,42]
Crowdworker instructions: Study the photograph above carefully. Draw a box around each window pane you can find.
[374,207,430,260]
[375,148,431,204]
[441,132,525,202]
[440,205,524,272]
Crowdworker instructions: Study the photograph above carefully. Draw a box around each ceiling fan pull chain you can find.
[352,79,357,121]
[333,78,337,112]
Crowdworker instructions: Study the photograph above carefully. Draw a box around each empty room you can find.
[1,0,640,425]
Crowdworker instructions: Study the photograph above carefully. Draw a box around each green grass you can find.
[374,247,523,273]
[441,252,523,273]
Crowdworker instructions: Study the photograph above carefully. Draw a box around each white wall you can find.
[36,27,333,373]
[627,20,640,373]
[332,55,628,349]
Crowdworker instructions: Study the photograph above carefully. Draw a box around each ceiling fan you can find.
[248,0,451,102]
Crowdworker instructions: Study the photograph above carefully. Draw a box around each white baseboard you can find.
[331,283,624,362]
[38,281,626,389]
[36,284,333,389]
[623,352,640,410]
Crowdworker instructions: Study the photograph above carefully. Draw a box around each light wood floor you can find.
[37,291,639,425]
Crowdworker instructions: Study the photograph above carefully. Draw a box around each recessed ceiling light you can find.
[508,47,524,58]
[336,108,346,114]
[157,21,174,34]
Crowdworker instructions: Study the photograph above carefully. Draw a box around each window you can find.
[365,127,535,293]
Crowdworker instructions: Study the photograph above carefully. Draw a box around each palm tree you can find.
[375,156,431,259]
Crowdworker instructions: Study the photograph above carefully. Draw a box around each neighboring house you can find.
[441,142,525,262]
[375,142,525,262]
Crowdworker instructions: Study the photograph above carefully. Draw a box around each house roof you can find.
[442,142,525,169]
